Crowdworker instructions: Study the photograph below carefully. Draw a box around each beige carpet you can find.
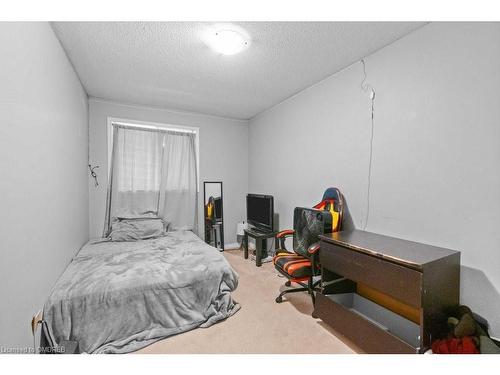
[136,249,357,354]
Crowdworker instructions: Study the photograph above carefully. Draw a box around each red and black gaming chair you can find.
[273,188,344,305]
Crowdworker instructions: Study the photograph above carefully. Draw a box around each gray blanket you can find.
[43,230,240,353]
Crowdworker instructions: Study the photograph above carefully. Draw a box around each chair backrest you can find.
[292,187,344,257]
[292,207,333,257]
[313,187,344,233]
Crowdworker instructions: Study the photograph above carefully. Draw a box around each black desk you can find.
[314,229,460,353]
[243,228,278,267]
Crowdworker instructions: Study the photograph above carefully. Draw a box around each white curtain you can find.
[103,125,198,236]
[112,127,163,217]
[158,132,198,231]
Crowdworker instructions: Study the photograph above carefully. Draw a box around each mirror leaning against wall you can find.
[203,181,224,251]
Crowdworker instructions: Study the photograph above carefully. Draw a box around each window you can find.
[107,118,200,191]
[115,127,163,192]
[103,118,200,235]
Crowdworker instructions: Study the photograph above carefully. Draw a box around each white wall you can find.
[0,22,89,348]
[88,99,248,245]
[249,22,500,336]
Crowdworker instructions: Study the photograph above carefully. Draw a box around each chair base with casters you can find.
[275,278,321,306]
[272,188,344,309]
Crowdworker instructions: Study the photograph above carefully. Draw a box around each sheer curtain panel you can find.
[158,131,198,232]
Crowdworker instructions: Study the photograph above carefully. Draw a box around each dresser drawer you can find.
[320,241,423,308]
[314,293,419,354]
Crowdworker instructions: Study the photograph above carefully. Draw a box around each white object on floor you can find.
[236,222,247,247]
[250,254,273,264]
[236,221,247,236]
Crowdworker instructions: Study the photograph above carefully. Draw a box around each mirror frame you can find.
[203,181,224,251]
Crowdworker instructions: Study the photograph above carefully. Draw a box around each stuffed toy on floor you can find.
[430,305,500,354]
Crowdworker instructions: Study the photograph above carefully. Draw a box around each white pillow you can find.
[108,218,168,242]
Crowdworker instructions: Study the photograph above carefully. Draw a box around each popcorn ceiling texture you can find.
[51,22,424,120]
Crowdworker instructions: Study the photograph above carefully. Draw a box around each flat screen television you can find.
[246,194,274,232]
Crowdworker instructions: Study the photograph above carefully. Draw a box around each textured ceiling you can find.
[52,22,425,120]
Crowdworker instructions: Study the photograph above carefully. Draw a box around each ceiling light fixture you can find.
[206,29,249,56]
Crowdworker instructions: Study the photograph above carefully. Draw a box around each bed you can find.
[42,230,240,354]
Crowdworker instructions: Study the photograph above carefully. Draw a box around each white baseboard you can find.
[224,243,240,250]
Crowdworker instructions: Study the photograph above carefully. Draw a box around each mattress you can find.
[42,230,240,353]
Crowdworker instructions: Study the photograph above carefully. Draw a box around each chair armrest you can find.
[307,242,320,255]
[276,230,294,251]
[276,229,294,238]
[308,242,321,274]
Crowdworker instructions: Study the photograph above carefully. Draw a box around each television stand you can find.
[243,228,278,267]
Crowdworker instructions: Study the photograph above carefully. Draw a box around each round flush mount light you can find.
[206,28,249,55]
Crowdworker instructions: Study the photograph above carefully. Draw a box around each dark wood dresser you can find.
[313,230,460,354]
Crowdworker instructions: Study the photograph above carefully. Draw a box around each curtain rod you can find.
[112,122,196,135]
